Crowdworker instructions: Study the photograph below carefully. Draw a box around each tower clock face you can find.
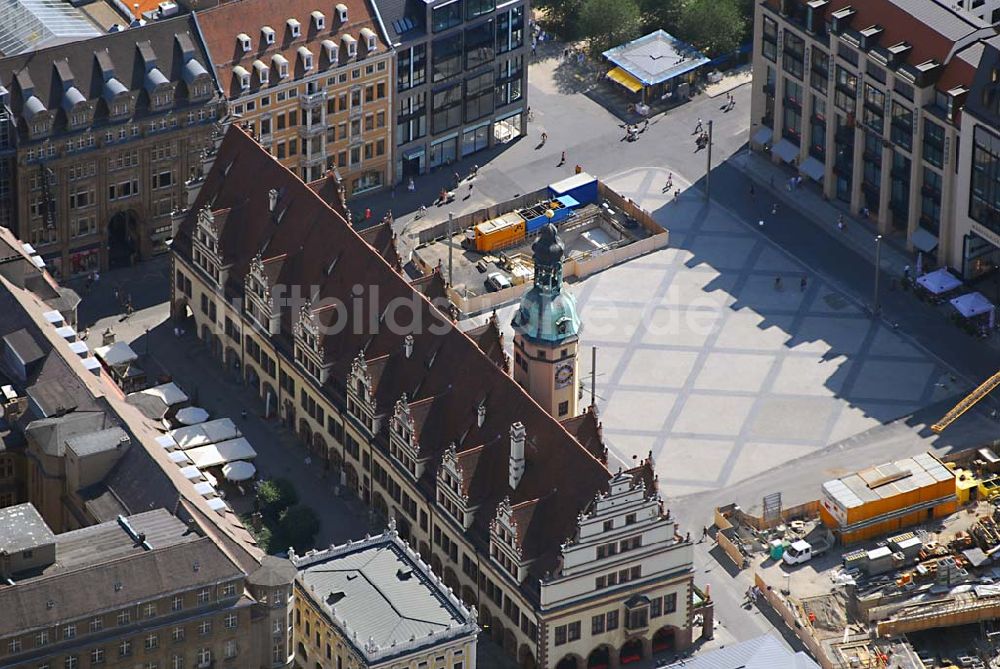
[555,362,574,388]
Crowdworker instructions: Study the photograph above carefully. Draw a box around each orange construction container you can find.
[820,453,957,544]
[474,213,525,252]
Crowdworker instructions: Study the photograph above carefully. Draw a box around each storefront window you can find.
[970,125,1000,235]
[429,137,458,168]
[462,124,489,156]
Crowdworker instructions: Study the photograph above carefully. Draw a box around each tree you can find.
[279,505,321,553]
[579,0,643,56]
[534,0,587,40]
[639,0,684,35]
[677,0,747,57]
[255,478,298,521]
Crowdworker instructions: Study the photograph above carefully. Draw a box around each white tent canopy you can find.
[222,460,256,482]
[94,341,137,367]
[175,406,209,426]
[950,291,994,318]
[916,267,962,295]
[187,438,257,469]
[140,382,189,406]
[168,418,239,450]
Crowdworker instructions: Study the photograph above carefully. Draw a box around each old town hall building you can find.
[170,126,708,669]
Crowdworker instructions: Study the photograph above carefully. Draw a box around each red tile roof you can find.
[175,127,618,593]
[195,0,390,98]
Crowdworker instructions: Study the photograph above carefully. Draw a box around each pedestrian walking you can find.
[837,213,845,231]
[800,275,808,292]
[113,287,120,303]
[407,177,415,192]
[453,171,460,187]
[695,118,703,134]
[472,164,479,177]
[771,202,778,215]
[774,276,782,290]
[749,183,755,197]
[559,151,566,165]
[540,131,547,145]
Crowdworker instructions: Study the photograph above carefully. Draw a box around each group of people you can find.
[693,116,710,151]
[722,91,737,112]
[744,585,763,605]
[624,118,649,142]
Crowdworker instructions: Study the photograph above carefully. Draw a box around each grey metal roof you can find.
[0,503,55,555]
[663,634,819,669]
[25,410,115,457]
[0,0,101,57]
[296,536,474,660]
[65,425,128,457]
[249,555,296,587]
[602,30,709,86]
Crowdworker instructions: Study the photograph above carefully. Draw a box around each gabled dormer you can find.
[177,34,212,100]
[245,252,278,334]
[347,354,375,433]
[389,394,421,478]
[17,70,50,139]
[294,300,330,383]
[437,443,472,529]
[490,497,526,582]
[193,205,222,285]
[138,41,173,111]
[96,50,131,119]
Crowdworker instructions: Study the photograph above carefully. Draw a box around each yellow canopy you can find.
[606,66,643,93]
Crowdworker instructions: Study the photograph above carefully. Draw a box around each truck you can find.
[781,529,834,566]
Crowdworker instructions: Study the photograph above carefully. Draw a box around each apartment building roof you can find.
[770,0,993,96]
[0,530,241,637]
[293,531,476,662]
[0,14,216,137]
[0,503,55,555]
[195,0,392,99]
[174,127,618,587]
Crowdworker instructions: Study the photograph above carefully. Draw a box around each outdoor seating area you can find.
[911,267,997,337]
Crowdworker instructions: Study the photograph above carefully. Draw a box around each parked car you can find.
[486,272,512,292]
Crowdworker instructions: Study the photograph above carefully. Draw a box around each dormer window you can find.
[312,11,325,30]
[361,28,377,53]
[234,66,251,91]
[272,54,289,78]
[336,3,348,22]
[343,34,357,58]
[322,39,338,66]
[253,60,269,84]
[299,47,313,72]
[237,33,252,52]
[287,18,301,38]
[262,26,276,45]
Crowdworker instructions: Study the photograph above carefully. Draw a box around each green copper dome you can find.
[511,224,581,344]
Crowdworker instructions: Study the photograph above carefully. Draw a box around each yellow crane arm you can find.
[931,370,1000,433]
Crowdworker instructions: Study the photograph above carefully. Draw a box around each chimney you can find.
[268,188,279,212]
[509,422,525,489]
[477,402,486,427]
[403,334,414,358]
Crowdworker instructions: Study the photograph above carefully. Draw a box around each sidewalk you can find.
[732,150,914,278]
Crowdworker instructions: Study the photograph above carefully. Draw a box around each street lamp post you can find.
[705,120,714,201]
[873,234,883,317]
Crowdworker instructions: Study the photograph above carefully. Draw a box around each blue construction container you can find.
[549,172,598,205]
[522,195,579,233]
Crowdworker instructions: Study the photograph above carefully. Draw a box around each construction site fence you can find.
[718,500,822,532]
[874,596,1000,637]
[753,572,838,669]
[450,232,669,317]
[716,528,746,570]
[415,190,547,246]
[596,181,666,235]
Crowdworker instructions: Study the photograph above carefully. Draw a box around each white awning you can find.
[187,437,257,469]
[169,450,192,465]
[169,418,239,449]
[752,126,773,146]
[916,267,962,295]
[142,382,189,407]
[155,434,178,451]
[772,138,799,164]
[94,341,137,367]
[800,156,825,182]
[951,291,994,318]
[911,227,939,253]
[179,465,203,481]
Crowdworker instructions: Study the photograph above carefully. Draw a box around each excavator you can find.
[930,371,1000,433]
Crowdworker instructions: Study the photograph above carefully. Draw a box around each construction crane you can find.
[931,370,1000,433]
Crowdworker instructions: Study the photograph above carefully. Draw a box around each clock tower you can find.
[511,223,582,419]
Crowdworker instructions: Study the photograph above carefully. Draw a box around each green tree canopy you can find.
[279,504,321,553]
[255,478,299,521]
[677,0,747,57]
[579,0,643,56]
